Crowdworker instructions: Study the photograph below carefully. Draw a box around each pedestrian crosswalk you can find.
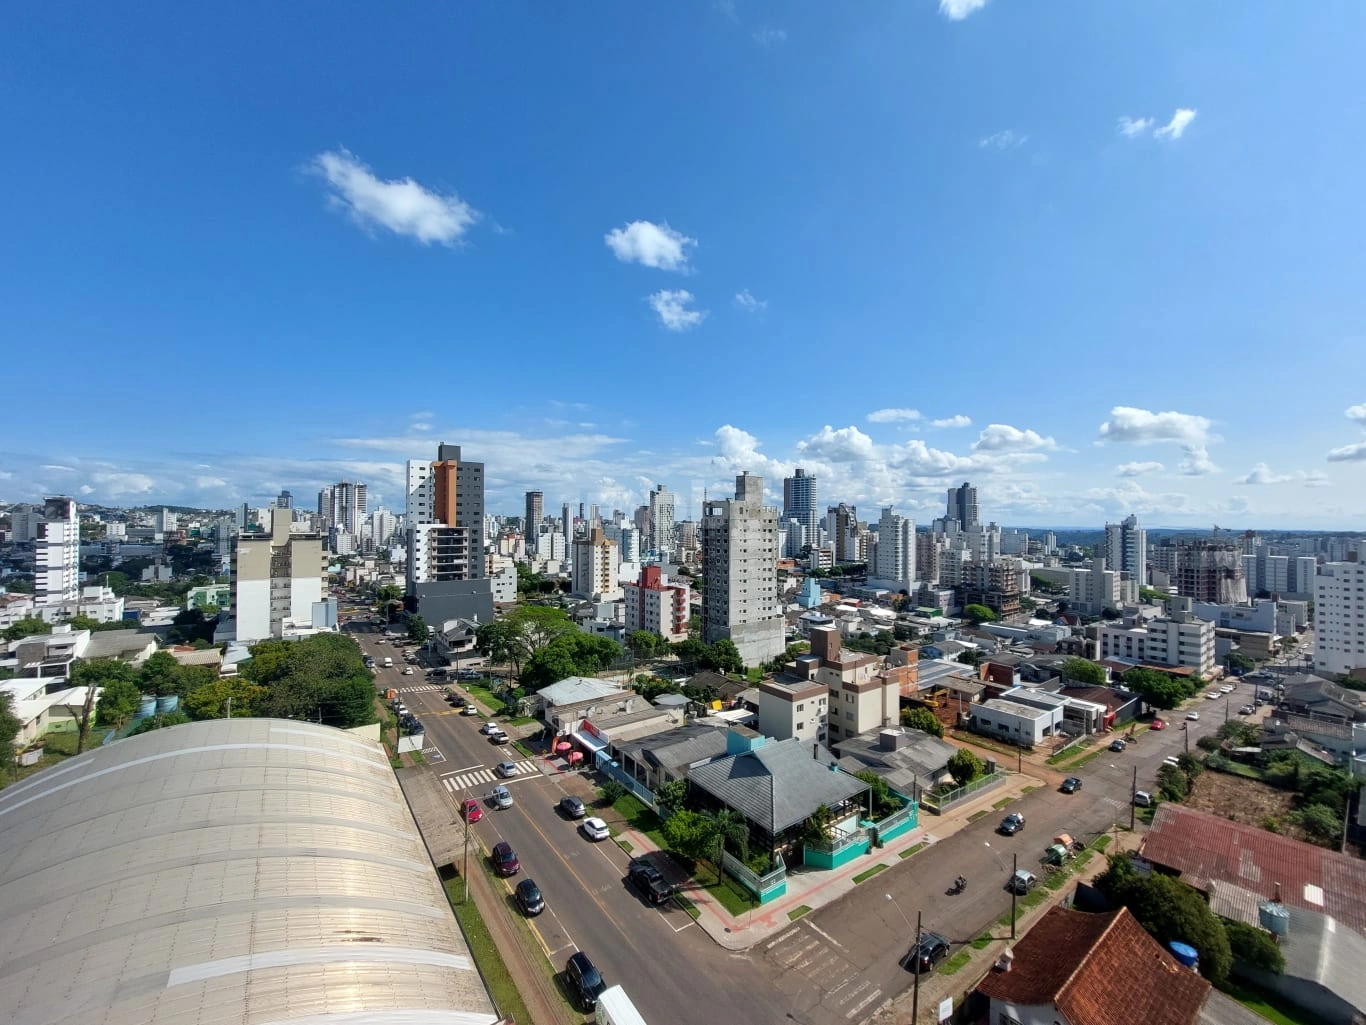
[443,759,540,792]
[763,923,882,1021]
[398,684,444,694]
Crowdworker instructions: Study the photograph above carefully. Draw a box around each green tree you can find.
[963,604,997,625]
[627,630,667,659]
[946,748,984,787]
[71,658,140,749]
[661,809,720,862]
[956,649,983,667]
[893,622,917,642]
[3,617,51,642]
[900,706,944,738]
[1061,657,1107,686]
[1226,652,1256,674]
[65,615,102,631]
[598,779,627,805]
[242,633,375,728]
[854,771,903,818]
[1296,803,1342,847]
[129,710,192,735]
[1222,919,1285,974]
[1122,667,1191,709]
[95,677,144,730]
[1157,763,1189,802]
[0,692,22,754]
[708,806,750,862]
[702,638,744,675]
[184,678,268,720]
[655,778,689,815]
[521,633,622,691]
[406,615,430,645]
[671,638,709,665]
[139,651,186,697]
[475,619,528,679]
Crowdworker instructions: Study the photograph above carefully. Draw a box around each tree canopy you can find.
[1061,657,1107,687]
[406,615,430,644]
[1122,667,1192,709]
[900,706,944,738]
[520,632,622,691]
[3,617,51,642]
[963,604,997,625]
[946,748,984,787]
[240,633,375,728]
[0,692,22,752]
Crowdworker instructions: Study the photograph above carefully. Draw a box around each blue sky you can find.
[4,1,1365,527]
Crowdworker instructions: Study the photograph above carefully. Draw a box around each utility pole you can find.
[462,808,471,903]
[912,909,923,1025]
[1011,852,1018,939]
[1130,765,1137,831]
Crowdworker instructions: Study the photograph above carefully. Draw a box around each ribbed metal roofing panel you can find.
[0,718,500,1025]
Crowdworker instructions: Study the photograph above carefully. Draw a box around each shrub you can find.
[598,780,627,805]
[1223,919,1285,974]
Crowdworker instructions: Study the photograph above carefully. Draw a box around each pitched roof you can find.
[977,906,1209,1025]
[1141,804,1366,936]
[686,738,868,834]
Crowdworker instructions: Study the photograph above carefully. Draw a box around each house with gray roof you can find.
[612,723,738,790]
[832,726,958,799]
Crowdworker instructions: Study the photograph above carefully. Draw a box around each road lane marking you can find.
[845,986,882,1019]
[767,928,799,950]
[442,764,485,776]
[804,920,847,950]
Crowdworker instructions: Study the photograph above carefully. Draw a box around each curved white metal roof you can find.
[0,718,499,1025]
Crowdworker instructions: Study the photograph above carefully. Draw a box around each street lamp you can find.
[984,840,1007,873]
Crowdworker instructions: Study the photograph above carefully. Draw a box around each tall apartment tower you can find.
[872,507,916,590]
[524,491,544,555]
[1105,513,1148,587]
[34,497,80,605]
[782,468,819,551]
[276,489,293,509]
[826,504,859,564]
[1315,561,1366,676]
[562,503,573,544]
[405,443,493,624]
[648,484,675,559]
[701,473,785,667]
[571,527,621,600]
[232,506,328,643]
[946,482,979,531]
[1173,542,1248,604]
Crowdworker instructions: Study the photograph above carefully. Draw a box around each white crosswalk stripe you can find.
[442,759,539,793]
[398,684,443,694]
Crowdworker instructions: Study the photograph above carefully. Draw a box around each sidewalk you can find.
[616,771,1047,952]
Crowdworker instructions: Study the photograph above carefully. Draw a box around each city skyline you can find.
[4,4,1366,527]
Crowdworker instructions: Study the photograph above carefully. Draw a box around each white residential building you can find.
[622,565,691,643]
[34,497,80,605]
[404,443,493,624]
[870,507,916,591]
[232,507,328,643]
[1097,610,1216,676]
[701,473,785,667]
[647,484,675,559]
[757,676,828,744]
[1068,557,1121,617]
[572,528,621,601]
[1315,561,1366,677]
[1105,513,1148,587]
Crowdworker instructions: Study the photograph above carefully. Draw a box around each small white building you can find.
[971,697,1064,748]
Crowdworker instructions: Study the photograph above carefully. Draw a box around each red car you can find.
[462,798,483,823]
[1150,719,1166,731]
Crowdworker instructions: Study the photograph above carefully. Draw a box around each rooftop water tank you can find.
[1259,901,1291,937]
[1168,942,1199,969]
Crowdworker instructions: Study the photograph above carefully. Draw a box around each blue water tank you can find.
[137,696,157,719]
[156,695,180,714]
[1259,901,1291,937]
[1169,942,1200,969]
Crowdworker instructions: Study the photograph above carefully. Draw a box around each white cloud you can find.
[972,423,1057,453]
[1116,461,1164,477]
[78,484,93,495]
[1327,441,1366,463]
[931,415,972,429]
[752,27,787,45]
[194,475,228,489]
[1154,108,1198,141]
[411,422,432,432]
[648,290,706,331]
[734,289,767,313]
[1345,403,1366,423]
[1098,405,1219,476]
[1117,116,1155,138]
[979,130,1026,151]
[41,464,75,472]
[867,408,922,423]
[798,425,878,462]
[310,148,479,246]
[90,471,156,497]
[604,221,696,271]
[1239,463,1330,488]
[939,0,988,19]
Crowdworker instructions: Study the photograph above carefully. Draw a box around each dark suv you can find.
[997,812,1025,835]
[909,932,950,973]
[627,859,675,905]
[565,951,607,1011]
[490,841,520,877]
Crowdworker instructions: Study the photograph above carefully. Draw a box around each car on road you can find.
[489,785,513,809]
[1060,776,1083,794]
[514,878,545,916]
[1133,790,1153,807]
[462,704,480,716]
[1205,691,1221,700]
[627,859,675,904]
[461,798,482,823]
[495,761,519,778]
[480,721,501,735]
[490,733,511,745]
[402,667,414,675]
[429,667,448,679]
[456,669,482,680]
[582,817,610,841]
[1239,704,1256,715]
[1219,684,1235,694]
[1109,739,1126,752]
[559,796,586,819]
[1186,711,1201,721]
[997,812,1026,835]
[909,932,950,973]
[490,841,520,877]
[1150,718,1166,731]
[1008,869,1038,895]
[565,951,608,1012]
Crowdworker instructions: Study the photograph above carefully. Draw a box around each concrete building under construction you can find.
[1172,541,1248,604]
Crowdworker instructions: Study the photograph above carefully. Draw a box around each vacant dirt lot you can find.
[1184,769,1311,844]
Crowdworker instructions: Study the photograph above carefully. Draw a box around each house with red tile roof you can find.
[976,905,1209,1025]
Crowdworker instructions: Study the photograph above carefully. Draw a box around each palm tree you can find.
[708,807,749,865]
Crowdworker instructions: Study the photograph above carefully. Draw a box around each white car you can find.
[489,785,514,809]
[495,761,519,778]
[582,817,610,842]
[480,721,501,735]
[1205,691,1221,700]
[1186,711,1201,721]
[1218,684,1235,694]
[402,667,414,675]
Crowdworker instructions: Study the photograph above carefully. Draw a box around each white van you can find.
[382,656,393,668]
[1133,790,1154,807]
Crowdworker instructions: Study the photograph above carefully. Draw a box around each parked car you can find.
[514,878,545,916]
[1239,704,1256,715]
[462,704,480,716]
[461,798,482,823]
[1205,691,1221,701]
[1219,684,1235,694]
[402,667,414,675]
[480,722,501,735]
[1109,739,1126,752]
[490,733,511,745]
[565,952,608,1012]
[559,796,586,819]
[1186,711,1201,721]
[997,812,1026,835]
[909,932,950,973]
[1008,869,1038,895]
[627,859,675,905]
[582,817,610,841]
[1133,790,1153,807]
[456,669,482,680]
[490,841,520,877]
[1060,776,1083,794]
[489,785,513,809]
[1150,718,1166,731]
[495,761,519,778]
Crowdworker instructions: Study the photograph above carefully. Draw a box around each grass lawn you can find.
[674,894,701,920]
[992,796,1014,810]
[1217,979,1321,1025]
[462,682,504,713]
[1093,834,1113,851]
[442,879,533,1025]
[607,792,667,848]
[971,935,994,950]
[899,842,928,860]
[1,726,109,791]
[939,948,973,975]
[788,905,812,922]
[1021,785,1040,795]
[852,863,889,884]
[968,809,989,822]
[685,859,757,917]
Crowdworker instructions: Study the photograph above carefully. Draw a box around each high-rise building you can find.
[623,565,691,643]
[871,507,916,590]
[1173,542,1247,604]
[648,484,675,559]
[34,497,80,605]
[562,503,573,544]
[276,490,293,509]
[1105,513,1148,587]
[945,482,979,531]
[232,507,329,643]
[405,443,493,624]
[1315,561,1366,676]
[782,468,819,553]
[701,473,785,667]
[1068,556,1121,617]
[571,527,621,600]
[826,503,859,564]
[156,508,178,534]
[524,491,544,554]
